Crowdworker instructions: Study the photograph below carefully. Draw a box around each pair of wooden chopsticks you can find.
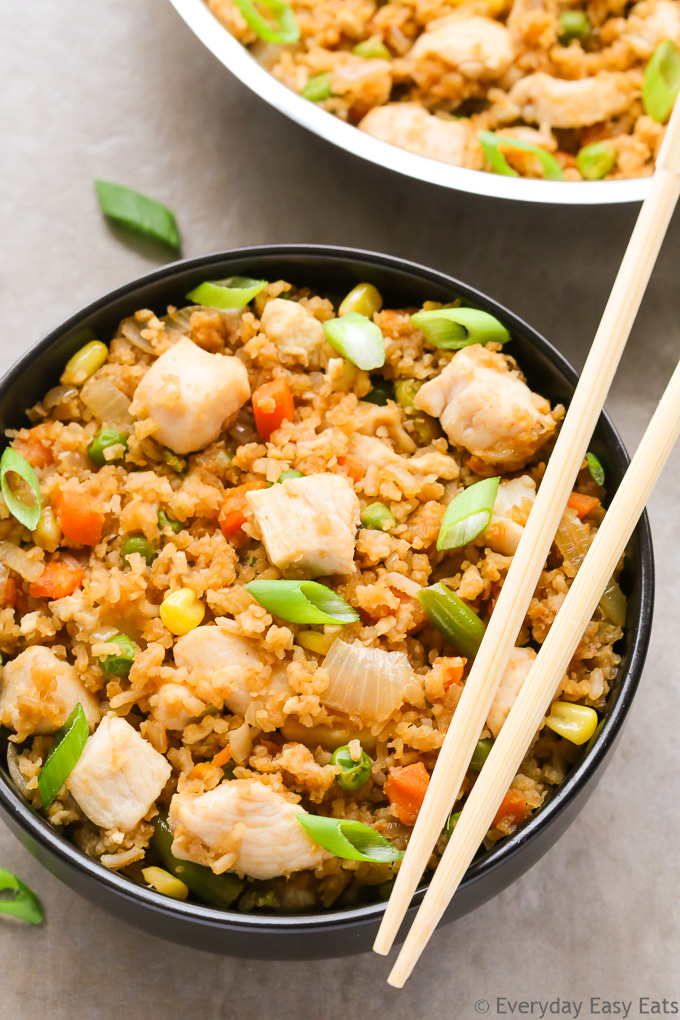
[376,100,680,985]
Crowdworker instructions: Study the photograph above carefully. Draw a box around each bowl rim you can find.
[0,244,654,935]
[167,0,652,207]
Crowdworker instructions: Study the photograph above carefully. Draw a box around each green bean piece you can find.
[360,502,397,531]
[87,429,129,468]
[121,532,158,566]
[394,379,422,408]
[417,582,486,659]
[100,634,137,679]
[158,509,185,534]
[331,744,372,791]
[470,738,493,772]
[162,448,187,474]
[363,378,394,405]
[446,810,462,838]
[558,10,590,43]
[150,816,244,909]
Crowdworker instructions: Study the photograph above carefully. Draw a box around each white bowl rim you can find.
[169,0,652,206]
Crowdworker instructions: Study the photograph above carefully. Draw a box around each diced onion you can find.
[6,744,30,798]
[120,317,156,354]
[555,509,626,626]
[0,541,44,581]
[81,376,133,424]
[321,639,413,722]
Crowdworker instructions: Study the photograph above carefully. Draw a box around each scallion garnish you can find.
[94,179,181,251]
[0,869,43,925]
[478,131,565,181]
[323,312,386,370]
[37,703,89,809]
[245,579,359,625]
[576,140,617,181]
[642,39,680,123]
[186,276,267,309]
[586,452,605,486]
[0,448,42,531]
[417,582,486,659]
[233,0,300,43]
[302,72,333,102]
[437,477,500,551]
[411,307,510,350]
[297,814,404,862]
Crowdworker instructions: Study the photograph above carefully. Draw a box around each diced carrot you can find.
[29,560,85,600]
[212,747,232,768]
[0,576,17,608]
[384,762,430,826]
[189,762,213,781]
[52,489,104,546]
[567,492,600,518]
[252,378,295,442]
[336,454,365,483]
[492,789,528,829]
[14,426,54,469]
[444,658,465,689]
[218,481,266,540]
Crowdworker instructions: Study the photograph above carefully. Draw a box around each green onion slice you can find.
[418,582,486,659]
[411,307,510,350]
[323,312,386,371]
[94,179,181,251]
[643,40,680,123]
[0,869,43,925]
[478,131,565,181]
[352,38,391,60]
[586,452,605,486]
[0,448,42,531]
[232,0,300,43]
[186,276,267,309]
[297,814,404,863]
[37,703,89,809]
[437,477,500,551]
[302,72,333,102]
[245,579,359,625]
[576,140,617,181]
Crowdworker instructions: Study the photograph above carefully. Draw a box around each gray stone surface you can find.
[1,0,679,1016]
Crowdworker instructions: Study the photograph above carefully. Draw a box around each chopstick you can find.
[374,100,680,960]
[389,350,680,986]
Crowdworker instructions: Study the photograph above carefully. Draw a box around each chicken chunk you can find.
[173,626,289,716]
[0,646,100,741]
[68,716,171,831]
[168,779,330,879]
[482,475,536,555]
[410,15,514,80]
[260,298,328,369]
[151,682,205,731]
[486,646,537,738]
[130,337,250,454]
[508,72,637,130]
[413,345,556,469]
[359,103,482,168]
[246,473,360,578]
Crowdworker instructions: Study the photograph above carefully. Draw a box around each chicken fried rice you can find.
[209,0,680,182]
[0,277,625,913]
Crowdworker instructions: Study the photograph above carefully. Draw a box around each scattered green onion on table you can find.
[245,579,359,625]
[0,448,42,531]
[0,869,44,925]
[186,277,267,309]
[478,131,565,181]
[37,703,89,809]
[94,179,181,251]
[437,477,500,551]
[411,307,511,350]
[417,582,486,659]
[232,0,300,43]
[323,312,386,370]
[297,815,404,863]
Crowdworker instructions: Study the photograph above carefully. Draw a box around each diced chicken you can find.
[151,682,205,731]
[482,475,536,555]
[130,337,250,455]
[68,716,171,831]
[486,646,537,738]
[260,298,328,368]
[508,72,637,130]
[410,15,514,79]
[168,778,330,879]
[173,626,290,716]
[359,103,482,168]
[246,473,360,578]
[0,646,100,741]
[413,345,556,469]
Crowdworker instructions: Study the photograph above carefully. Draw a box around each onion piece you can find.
[80,376,133,425]
[120,317,156,354]
[321,639,413,722]
[0,541,43,581]
[6,744,30,798]
[555,508,626,627]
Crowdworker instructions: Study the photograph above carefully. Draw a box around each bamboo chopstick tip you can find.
[372,936,391,956]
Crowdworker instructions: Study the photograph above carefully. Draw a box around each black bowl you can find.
[0,246,653,960]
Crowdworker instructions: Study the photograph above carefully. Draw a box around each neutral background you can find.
[2,0,678,1016]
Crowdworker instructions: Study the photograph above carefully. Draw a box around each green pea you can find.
[446,810,461,838]
[363,378,394,405]
[121,532,158,566]
[558,10,590,43]
[330,744,372,791]
[302,72,333,102]
[360,502,397,531]
[277,469,304,483]
[158,509,185,534]
[162,448,187,474]
[394,379,422,408]
[470,738,493,772]
[87,429,128,468]
[352,38,391,60]
[576,141,617,180]
[411,413,439,445]
[100,633,136,679]
[377,877,396,899]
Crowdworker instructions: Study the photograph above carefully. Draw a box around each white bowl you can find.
[169,0,651,205]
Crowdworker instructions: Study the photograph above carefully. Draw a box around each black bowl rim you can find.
[0,244,654,935]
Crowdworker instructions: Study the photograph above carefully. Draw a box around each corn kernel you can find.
[160,587,205,635]
[297,630,336,655]
[34,506,62,552]
[545,701,598,745]
[60,341,108,385]
[141,866,188,900]
[338,283,383,319]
